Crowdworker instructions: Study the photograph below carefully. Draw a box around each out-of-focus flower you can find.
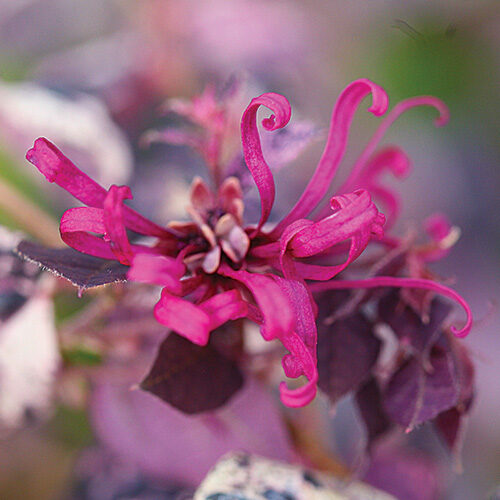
[19,79,472,413]
[0,227,59,429]
[0,81,132,186]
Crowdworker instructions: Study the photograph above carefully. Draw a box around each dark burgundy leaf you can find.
[378,291,452,355]
[317,313,380,403]
[383,345,459,430]
[434,407,464,452]
[140,330,244,414]
[433,338,474,455]
[449,339,475,407]
[355,378,393,450]
[16,240,128,289]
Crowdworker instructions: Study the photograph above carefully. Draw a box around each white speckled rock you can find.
[194,452,396,500]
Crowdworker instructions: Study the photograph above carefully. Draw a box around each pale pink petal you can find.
[241,93,291,233]
[270,79,388,237]
[190,176,215,214]
[424,213,452,242]
[218,176,244,224]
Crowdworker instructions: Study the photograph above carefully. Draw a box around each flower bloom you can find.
[25,78,472,407]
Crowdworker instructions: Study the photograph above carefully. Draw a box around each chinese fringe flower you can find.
[25,78,472,408]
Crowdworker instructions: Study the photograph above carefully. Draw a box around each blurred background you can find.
[0,1,498,498]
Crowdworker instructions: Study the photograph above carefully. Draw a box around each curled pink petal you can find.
[279,218,314,279]
[128,253,185,294]
[199,290,249,330]
[241,93,291,233]
[26,138,171,238]
[103,185,134,265]
[334,147,410,209]
[340,96,449,193]
[271,79,388,237]
[60,207,117,260]
[274,277,318,407]
[218,265,294,341]
[309,276,472,338]
[154,290,211,346]
[220,264,318,408]
[288,190,382,258]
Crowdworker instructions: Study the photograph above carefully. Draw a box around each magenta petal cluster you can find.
[25,79,472,408]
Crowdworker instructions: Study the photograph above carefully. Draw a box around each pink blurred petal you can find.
[90,378,294,486]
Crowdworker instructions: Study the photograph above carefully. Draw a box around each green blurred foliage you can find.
[360,19,496,115]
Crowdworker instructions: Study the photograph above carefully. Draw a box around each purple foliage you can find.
[317,313,380,403]
[383,345,458,431]
[140,329,244,414]
[355,378,393,450]
[16,240,129,289]
[378,291,452,356]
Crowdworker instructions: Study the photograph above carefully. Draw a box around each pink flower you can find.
[25,78,472,408]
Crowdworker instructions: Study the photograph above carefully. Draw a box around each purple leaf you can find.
[433,339,474,456]
[90,378,294,486]
[434,408,463,453]
[383,345,459,430]
[140,329,244,414]
[378,291,452,355]
[355,378,393,450]
[16,240,128,289]
[364,445,443,500]
[317,313,380,403]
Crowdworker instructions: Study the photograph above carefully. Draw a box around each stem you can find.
[0,178,61,246]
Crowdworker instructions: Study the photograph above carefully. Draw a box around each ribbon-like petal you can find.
[26,138,170,238]
[128,253,186,295]
[288,190,384,258]
[154,290,211,346]
[241,93,291,233]
[103,185,134,265]
[270,79,388,237]
[309,276,472,338]
[339,96,449,194]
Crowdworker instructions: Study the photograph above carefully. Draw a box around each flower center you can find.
[171,176,250,274]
